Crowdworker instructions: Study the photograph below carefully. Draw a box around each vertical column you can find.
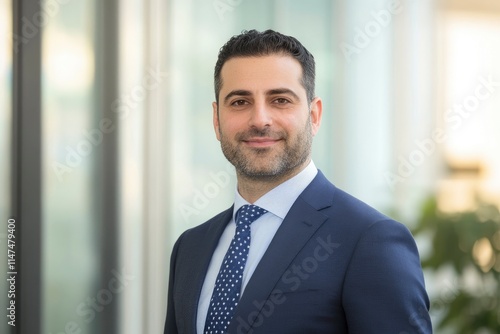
[94,0,120,333]
[12,1,42,333]
[336,0,396,208]
[142,0,171,332]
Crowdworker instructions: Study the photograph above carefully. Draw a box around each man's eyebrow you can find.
[223,88,301,104]
[266,88,301,101]
[223,90,252,104]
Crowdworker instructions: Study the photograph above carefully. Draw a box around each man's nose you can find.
[248,101,272,128]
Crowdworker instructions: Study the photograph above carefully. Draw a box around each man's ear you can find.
[310,97,323,136]
[212,101,221,141]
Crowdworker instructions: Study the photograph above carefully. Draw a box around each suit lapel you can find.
[227,171,334,333]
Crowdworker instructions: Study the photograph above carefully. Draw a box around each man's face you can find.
[213,54,322,181]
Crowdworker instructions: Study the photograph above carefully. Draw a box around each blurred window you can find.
[439,11,500,212]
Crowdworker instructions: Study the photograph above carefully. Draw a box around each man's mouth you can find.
[242,137,282,148]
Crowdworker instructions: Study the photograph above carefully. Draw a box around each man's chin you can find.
[237,164,289,180]
[239,171,281,181]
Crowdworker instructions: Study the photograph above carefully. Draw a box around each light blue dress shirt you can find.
[196,161,318,333]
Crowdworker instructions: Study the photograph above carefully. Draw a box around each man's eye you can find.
[231,100,248,106]
[274,98,290,104]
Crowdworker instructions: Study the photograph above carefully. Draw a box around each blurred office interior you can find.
[1,0,500,333]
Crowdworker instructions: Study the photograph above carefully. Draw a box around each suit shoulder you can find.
[331,187,391,222]
[317,182,410,238]
[304,171,394,228]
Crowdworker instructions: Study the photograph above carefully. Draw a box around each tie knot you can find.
[236,204,267,227]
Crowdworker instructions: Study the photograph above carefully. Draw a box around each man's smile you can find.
[242,137,282,148]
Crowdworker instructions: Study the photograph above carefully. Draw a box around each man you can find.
[165,29,431,334]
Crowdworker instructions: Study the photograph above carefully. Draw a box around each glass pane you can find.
[41,1,99,333]
[0,0,12,333]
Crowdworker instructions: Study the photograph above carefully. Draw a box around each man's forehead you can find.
[219,55,304,92]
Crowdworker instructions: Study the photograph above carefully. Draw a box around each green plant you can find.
[412,198,500,333]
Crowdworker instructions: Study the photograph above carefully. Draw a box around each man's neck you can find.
[236,159,310,203]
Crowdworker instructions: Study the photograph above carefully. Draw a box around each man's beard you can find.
[219,118,313,181]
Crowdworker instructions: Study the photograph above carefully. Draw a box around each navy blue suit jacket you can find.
[165,171,431,333]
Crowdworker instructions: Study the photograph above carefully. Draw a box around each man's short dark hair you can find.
[214,29,316,104]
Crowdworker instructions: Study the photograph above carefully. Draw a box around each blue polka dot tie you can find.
[204,204,268,334]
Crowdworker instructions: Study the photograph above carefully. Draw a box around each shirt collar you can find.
[233,160,318,220]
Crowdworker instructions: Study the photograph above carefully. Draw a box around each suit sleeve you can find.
[164,233,184,334]
[342,219,432,334]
